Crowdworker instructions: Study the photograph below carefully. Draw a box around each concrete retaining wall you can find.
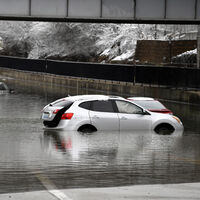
[0,67,200,105]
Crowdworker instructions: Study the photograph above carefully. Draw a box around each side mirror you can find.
[135,109,149,115]
[142,109,150,115]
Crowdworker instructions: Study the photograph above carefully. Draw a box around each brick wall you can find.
[134,40,197,65]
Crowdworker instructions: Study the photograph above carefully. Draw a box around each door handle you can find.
[93,115,100,119]
[121,117,127,120]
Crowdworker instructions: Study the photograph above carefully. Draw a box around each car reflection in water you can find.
[42,129,183,163]
[40,129,190,187]
[42,130,120,162]
[43,130,72,154]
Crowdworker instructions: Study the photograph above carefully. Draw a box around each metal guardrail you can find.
[0,56,134,83]
[0,56,199,89]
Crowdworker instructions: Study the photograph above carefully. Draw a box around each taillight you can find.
[61,113,74,120]
[53,109,60,114]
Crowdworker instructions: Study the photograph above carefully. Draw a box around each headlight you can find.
[172,116,181,124]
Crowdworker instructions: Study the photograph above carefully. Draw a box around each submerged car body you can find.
[127,97,173,114]
[41,95,183,134]
[0,82,9,94]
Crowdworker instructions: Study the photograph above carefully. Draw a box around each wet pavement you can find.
[2,182,200,200]
[0,81,200,195]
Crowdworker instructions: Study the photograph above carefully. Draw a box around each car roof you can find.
[62,95,125,102]
[128,97,155,101]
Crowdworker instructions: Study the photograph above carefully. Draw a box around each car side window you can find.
[115,100,143,114]
[79,101,91,110]
[91,100,114,112]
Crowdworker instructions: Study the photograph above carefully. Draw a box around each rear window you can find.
[51,100,73,107]
[134,100,166,110]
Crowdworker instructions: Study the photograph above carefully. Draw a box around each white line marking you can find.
[49,190,72,200]
[34,171,73,200]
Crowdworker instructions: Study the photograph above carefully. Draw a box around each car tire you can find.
[155,123,175,135]
[78,125,97,133]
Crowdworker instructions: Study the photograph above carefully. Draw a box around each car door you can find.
[114,100,152,131]
[89,100,119,131]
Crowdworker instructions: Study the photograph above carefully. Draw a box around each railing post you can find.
[197,25,200,69]
[100,0,103,18]
[66,0,69,17]
[29,0,31,16]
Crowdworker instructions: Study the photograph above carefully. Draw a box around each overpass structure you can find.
[0,0,200,24]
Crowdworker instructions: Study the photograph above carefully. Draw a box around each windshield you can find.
[134,100,166,110]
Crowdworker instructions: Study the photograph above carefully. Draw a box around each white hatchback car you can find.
[41,95,183,134]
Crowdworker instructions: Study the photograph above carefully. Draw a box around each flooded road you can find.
[0,81,200,194]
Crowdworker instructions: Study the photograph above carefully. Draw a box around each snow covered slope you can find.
[0,22,197,63]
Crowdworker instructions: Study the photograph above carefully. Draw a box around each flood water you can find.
[0,79,200,194]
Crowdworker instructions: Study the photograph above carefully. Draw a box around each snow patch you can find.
[176,49,197,57]
[112,50,134,61]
